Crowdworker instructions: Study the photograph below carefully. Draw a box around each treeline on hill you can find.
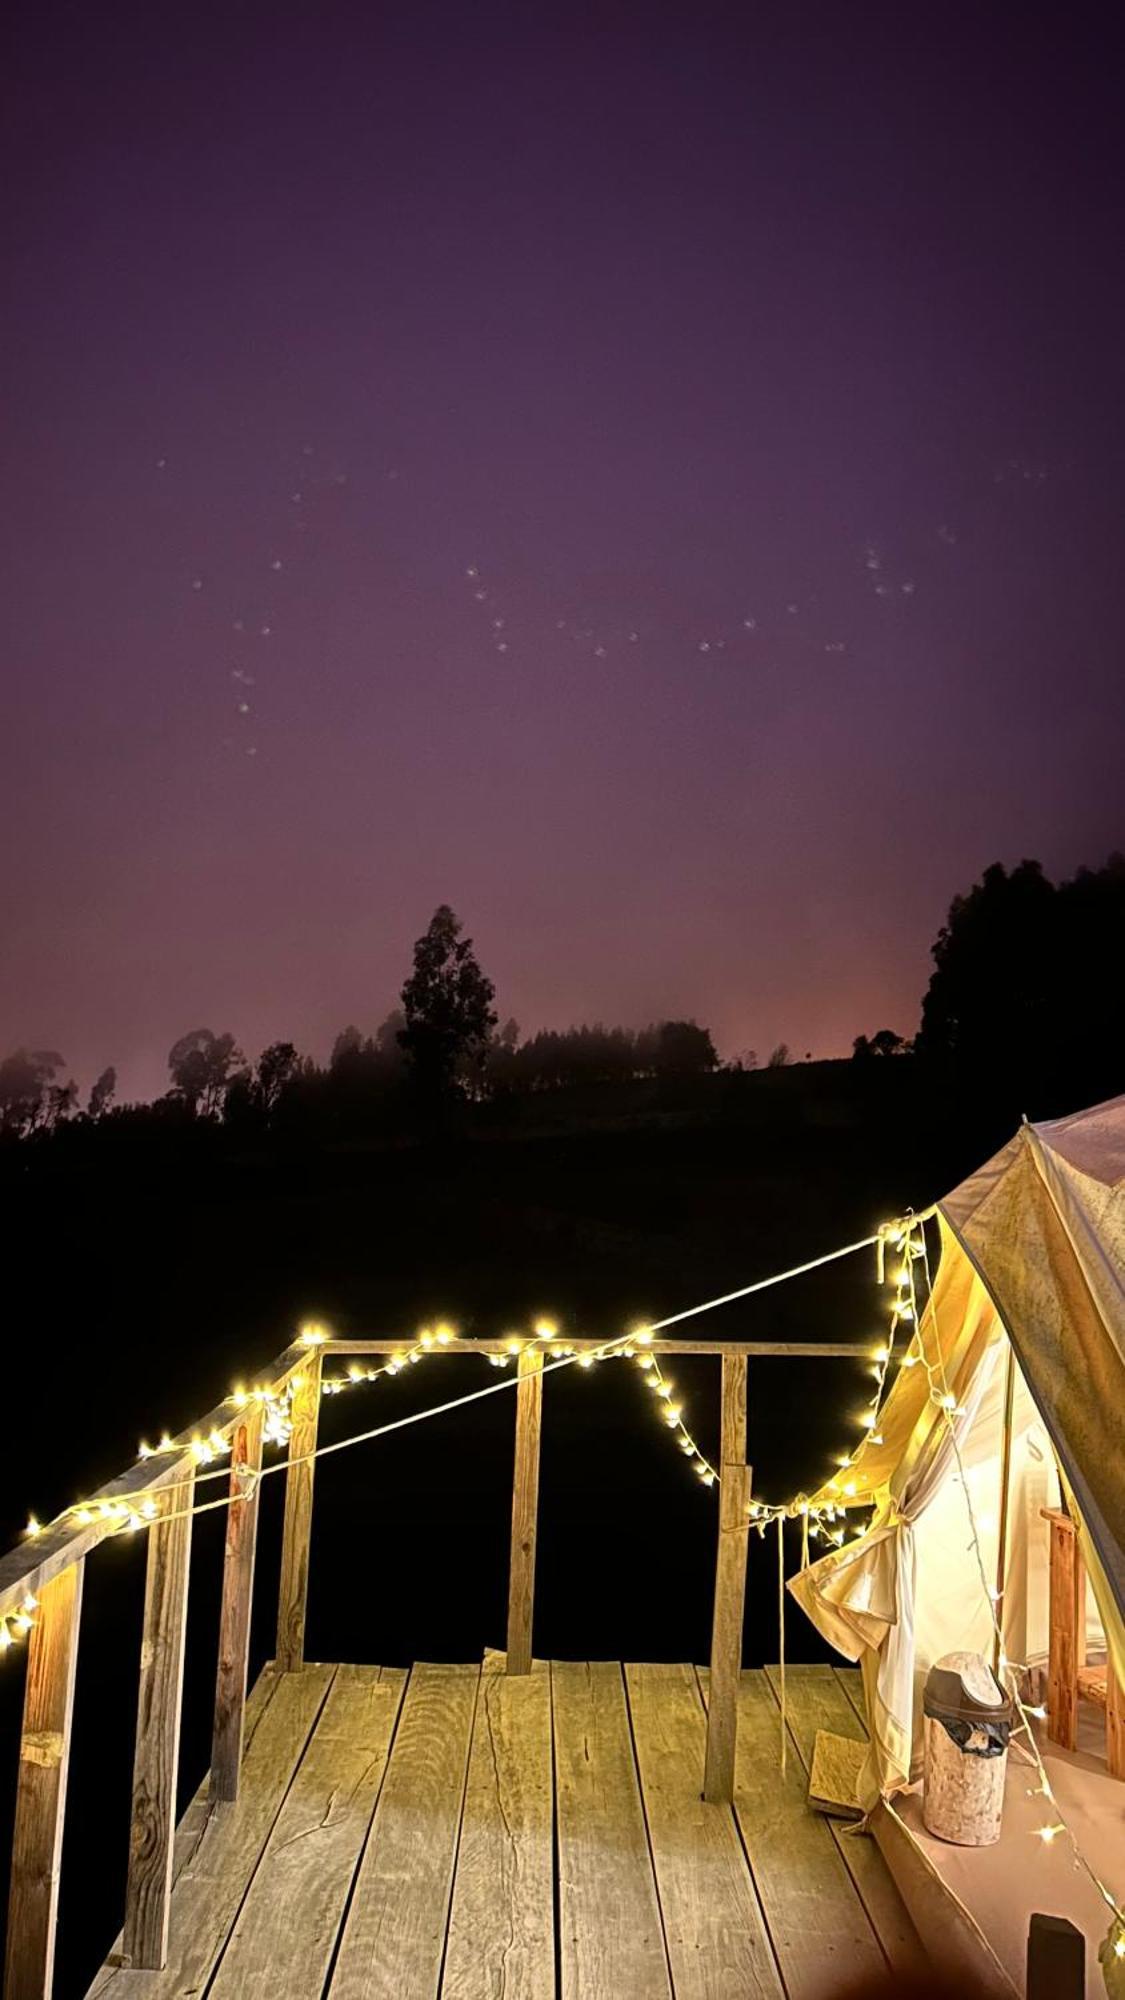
[1,855,1123,1155]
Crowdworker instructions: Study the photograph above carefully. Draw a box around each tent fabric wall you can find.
[942,1101,1125,1687]
[789,1094,1125,1803]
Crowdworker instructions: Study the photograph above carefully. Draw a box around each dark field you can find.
[0,1061,994,1993]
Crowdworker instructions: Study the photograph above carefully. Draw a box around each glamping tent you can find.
[790,1093,1125,1808]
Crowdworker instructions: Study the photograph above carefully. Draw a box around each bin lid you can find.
[923,1651,1016,1727]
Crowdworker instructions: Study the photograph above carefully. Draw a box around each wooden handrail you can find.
[0,1339,308,1623]
[327,1336,872,1358]
[0,1325,879,1994]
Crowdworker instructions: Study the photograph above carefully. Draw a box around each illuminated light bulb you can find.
[798,1500,810,1515]
[1114,1936,1125,1960]
[577,1354,595,1369]
[408,1351,422,1365]
[636,1354,655,1371]
[859,1413,877,1430]
[901,1353,919,1368]
[435,1323,455,1344]
[141,1499,157,1519]
[844,1481,858,1497]
[347,1365,363,1383]
[138,1440,154,1459]
[25,1516,41,1538]
[679,1438,695,1454]
[232,1386,249,1408]
[299,1323,328,1346]
[870,1365,883,1379]
[209,1430,228,1453]
[701,1471,716,1487]
[1027,1703,1048,1720]
[0,1624,11,1652]
[13,1612,33,1635]
[506,1337,522,1356]
[872,1345,889,1363]
[533,1318,557,1340]
[665,1403,682,1422]
[76,1508,93,1526]
[896,1303,915,1322]
[1037,1823,1064,1843]
[419,1329,435,1349]
[656,1381,673,1400]
[633,1327,654,1346]
[869,1432,884,1445]
[836,1455,853,1470]
[23,1595,37,1612]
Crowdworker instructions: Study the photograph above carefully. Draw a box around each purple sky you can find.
[3,5,1123,1101]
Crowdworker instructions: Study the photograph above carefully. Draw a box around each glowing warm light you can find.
[533,1318,558,1340]
[299,1322,328,1346]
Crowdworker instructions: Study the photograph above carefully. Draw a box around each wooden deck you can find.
[87,1657,924,2000]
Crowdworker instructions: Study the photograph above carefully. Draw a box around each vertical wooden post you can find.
[211,1405,264,1800]
[991,1343,1016,1677]
[123,1466,194,1970]
[276,1354,322,1671]
[506,1348,544,1676]
[3,1563,84,2000]
[1045,1514,1083,1751]
[1027,1913,1084,2000]
[704,1354,751,1803]
[1106,1656,1125,1779]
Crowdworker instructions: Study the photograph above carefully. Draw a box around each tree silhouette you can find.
[399,906,497,1100]
[88,1066,117,1118]
[767,1043,791,1068]
[167,1029,246,1117]
[0,1049,70,1136]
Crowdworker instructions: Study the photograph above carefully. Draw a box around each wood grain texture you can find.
[277,1354,322,1670]
[1045,1513,1084,1750]
[210,1407,264,1801]
[506,1351,543,1676]
[708,1668,886,1998]
[88,1664,335,1999]
[765,1665,927,1980]
[624,1661,784,1999]
[210,1666,405,2000]
[4,1563,84,2000]
[442,1652,554,1999]
[327,1662,479,2000]
[1107,1658,1125,1778]
[123,1468,195,1970]
[552,1660,672,2000]
[703,1355,749,1804]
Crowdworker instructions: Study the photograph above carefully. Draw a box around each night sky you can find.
[3,5,1123,1101]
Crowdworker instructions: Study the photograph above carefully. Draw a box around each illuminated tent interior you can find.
[790,1093,1125,1809]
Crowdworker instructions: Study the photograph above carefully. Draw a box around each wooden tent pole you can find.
[992,1341,1016,1678]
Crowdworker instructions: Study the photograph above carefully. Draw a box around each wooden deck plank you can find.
[210,1666,406,2000]
[328,1662,479,2000]
[87,1664,335,1999]
[552,1661,672,2000]
[702,1667,885,1998]
[442,1653,553,2000]
[624,1662,783,2000]
[764,1665,927,1980]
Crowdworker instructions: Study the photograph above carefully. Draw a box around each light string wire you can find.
[12,1226,893,1571]
[908,1225,1124,1936]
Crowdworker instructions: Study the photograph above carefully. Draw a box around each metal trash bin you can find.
[922,1650,1014,1846]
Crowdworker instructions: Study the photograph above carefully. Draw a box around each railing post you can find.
[3,1563,84,2000]
[276,1353,322,1671]
[123,1463,195,1970]
[210,1406,264,1800]
[703,1353,750,1803]
[506,1348,544,1675]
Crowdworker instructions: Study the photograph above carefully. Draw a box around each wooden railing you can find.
[0,1332,867,1998]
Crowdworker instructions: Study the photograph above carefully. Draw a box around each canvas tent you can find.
[790,1093,1125,1808]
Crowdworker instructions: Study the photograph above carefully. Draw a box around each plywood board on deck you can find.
[328,1662,479,2000]
[88,1664,335,2000]
[210,1665,406,2000]
[552,1660,672,2000]
[442,1652,554,2000]
[624,1662,783,2000]
[764,1664,927,1981]
[701,1668,885,1999]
